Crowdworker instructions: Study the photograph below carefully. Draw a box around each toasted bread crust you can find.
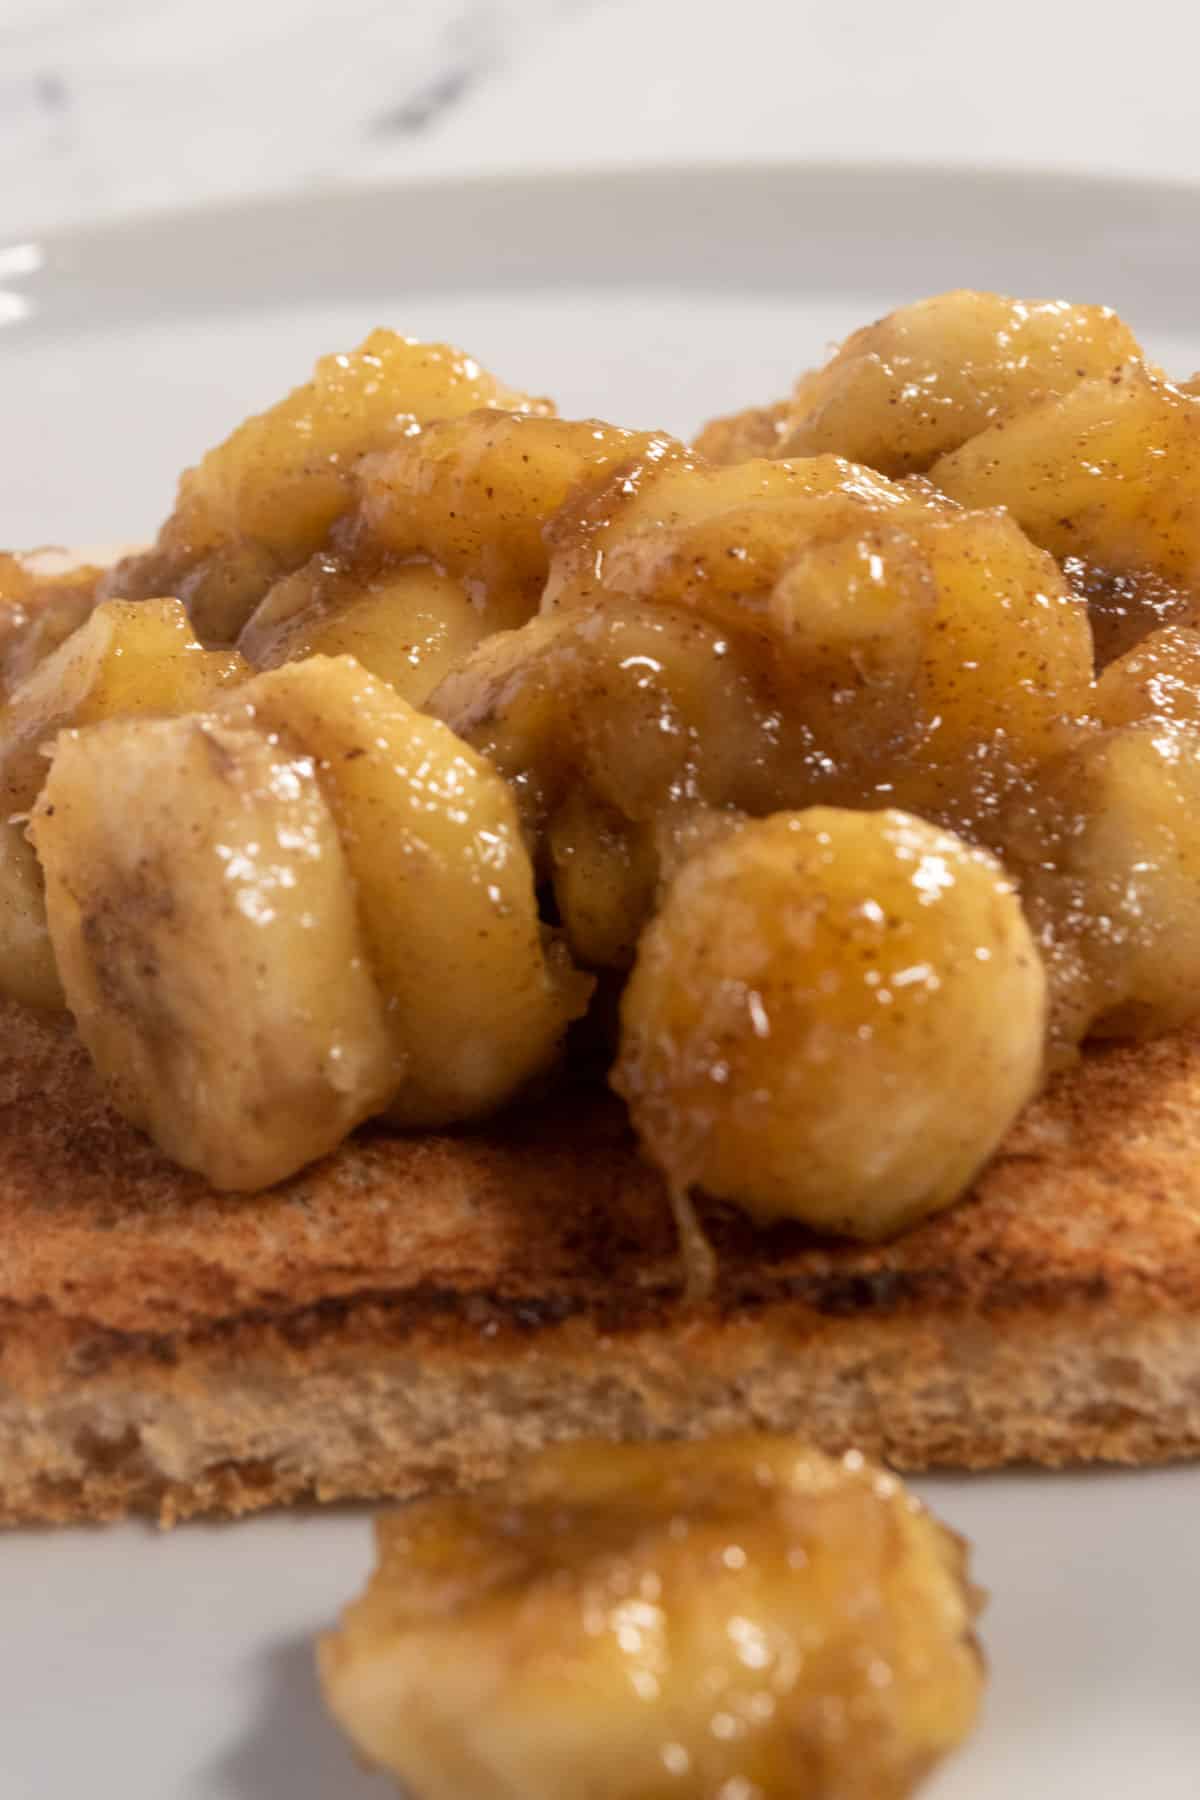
[2,998,1200,1524]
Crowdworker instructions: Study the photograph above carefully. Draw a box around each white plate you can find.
[2,162,1199,1799]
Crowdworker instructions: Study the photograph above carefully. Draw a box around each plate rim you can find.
[7,154,1200,260]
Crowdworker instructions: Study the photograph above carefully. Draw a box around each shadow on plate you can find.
[203,1634,397,1800]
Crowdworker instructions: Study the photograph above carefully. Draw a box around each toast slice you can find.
[3,996,1200,1526]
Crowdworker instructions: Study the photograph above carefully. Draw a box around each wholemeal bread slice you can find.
[3,994,1200,1527]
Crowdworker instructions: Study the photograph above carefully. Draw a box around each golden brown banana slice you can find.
[0,548,100,700]
[239,556,487,707]
[932,366,1200,663]
[436,457,1091,969]
[358,412,678,630]
[542,450,911,618]
[319,1434,984,1800]
[31,715,397,1190]
[0,597,247,818]
[430,600,777,970]
[1094,625,1200,730]
[1001,723,1200,1058]
[0,597,248,1013]
[544,453,1092,823]
[228,656,592,1126]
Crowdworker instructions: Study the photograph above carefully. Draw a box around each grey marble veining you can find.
[0,0,584,238]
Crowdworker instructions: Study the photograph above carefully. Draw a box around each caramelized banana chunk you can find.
[240,556,487,707]
[320,1435,984,1800]
[0,549,100,699]
[436,455,1091,965]
[1001,724,1200,1060]
[358,412,679,632]
[615,809,1045,1240]
[697,290,1142,476]
[932,366,1200,663]
[1093,625,1200,730]
[542,450,912,619]
[104,333,552,642]
[0,598,246,819]
[545,454,1092,821]
[0,598,247,1012]
[32,716,397,1189]
[432,600,775,967]
[226,656,592,1127]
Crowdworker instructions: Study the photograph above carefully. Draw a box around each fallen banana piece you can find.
[320,1434,984,1800]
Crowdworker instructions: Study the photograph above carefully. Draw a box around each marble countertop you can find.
[3,0,1200,242]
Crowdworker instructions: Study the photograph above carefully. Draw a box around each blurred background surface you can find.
[2,0,1198,239]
